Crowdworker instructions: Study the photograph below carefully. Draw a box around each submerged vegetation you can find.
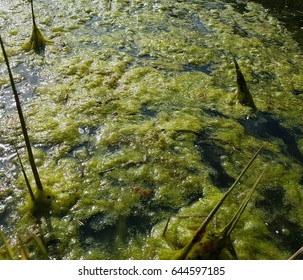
[1,0,303,259]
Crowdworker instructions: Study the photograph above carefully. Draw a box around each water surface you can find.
[1,0,303,259]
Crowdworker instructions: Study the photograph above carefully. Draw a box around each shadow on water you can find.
[239,112,303,165]
[194,107,303,257]
[194,108,303,189]
[254,0,303,47]
[192,109,237,189]
[256,187,303,257]
[183,63,214,75]
[194,131,235,189]
[79,208,152,253]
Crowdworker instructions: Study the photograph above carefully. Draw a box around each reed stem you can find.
[16,148,36,201]
[30,0,37,27]
[0,35,43,191]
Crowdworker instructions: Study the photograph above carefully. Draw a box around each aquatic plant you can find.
[31,233,49,259]
[1,0,303,260]
[16,147,36,202]
[0,230,14,260]
[233,57,257,110]
[0,35,43,191]
[162,146,264,259]
[0,230,49,260]
[17,235,29,260]
[0,35,52,214]
[22,0,51,53]
[289,245,303,260]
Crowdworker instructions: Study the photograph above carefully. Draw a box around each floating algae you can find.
[1,0,303,259]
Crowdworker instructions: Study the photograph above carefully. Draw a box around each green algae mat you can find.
[0,0,303,259]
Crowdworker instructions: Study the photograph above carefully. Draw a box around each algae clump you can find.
[1,0,303,260]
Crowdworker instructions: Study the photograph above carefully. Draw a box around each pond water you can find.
[0,0,303,259]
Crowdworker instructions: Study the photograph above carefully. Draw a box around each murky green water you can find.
[1,0,303,259]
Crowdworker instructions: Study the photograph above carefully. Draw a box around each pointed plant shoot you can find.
[166,145,264,260]
[22,0,51,53]
[233,57,257,110]
[222,166,266,239]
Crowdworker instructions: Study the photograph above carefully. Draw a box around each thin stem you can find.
[176,145,263,259]
[32,234,49,259]
[16,148,36,201]
[196,145,263,236]
[224,166,266,238]
[0,35,43,191]
[288,245,303,260]
[0,231,15,260]
[30,0,37,27]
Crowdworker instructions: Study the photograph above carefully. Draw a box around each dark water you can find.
[259,0,303,46]
[253,0,303,10]
[237,0,303,46]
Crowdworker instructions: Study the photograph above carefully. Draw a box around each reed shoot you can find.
[165,145,264,259]
[22,0,51,53]
[234,57,257,110]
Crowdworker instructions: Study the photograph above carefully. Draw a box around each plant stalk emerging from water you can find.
[234,57,257,110]
[22,0,51,53]
[0,35,43,191]
[164,145,264,259]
